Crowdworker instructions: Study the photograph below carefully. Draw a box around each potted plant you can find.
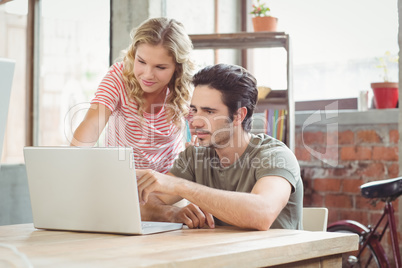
[371,51,399,109]
[250,0,277,32]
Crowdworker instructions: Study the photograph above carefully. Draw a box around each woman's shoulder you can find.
[108,61,124,75]
[103,62,125,89]
[95,61,128,105]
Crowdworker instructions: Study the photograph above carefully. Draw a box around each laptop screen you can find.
[0,58,16,165]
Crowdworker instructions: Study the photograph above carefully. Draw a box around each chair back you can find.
[303,207,328,231]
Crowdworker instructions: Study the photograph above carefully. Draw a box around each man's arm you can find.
[136,169,291,231]
[139,175,215,229]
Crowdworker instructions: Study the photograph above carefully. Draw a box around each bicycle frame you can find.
[328,219,388,266]
[384,201,401,268]
[327,201,401,268]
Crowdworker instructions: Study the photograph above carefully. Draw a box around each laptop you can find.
[0,58,15,166]
[23,146,183,235]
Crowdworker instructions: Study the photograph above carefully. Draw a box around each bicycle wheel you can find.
[328,224,383,268]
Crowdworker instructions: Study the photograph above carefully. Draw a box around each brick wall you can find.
[295,119,401,264]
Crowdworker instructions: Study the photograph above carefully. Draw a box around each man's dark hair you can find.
[192,64,258,132]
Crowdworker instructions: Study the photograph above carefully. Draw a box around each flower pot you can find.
[370,82,399,109]
[252,16,278,32]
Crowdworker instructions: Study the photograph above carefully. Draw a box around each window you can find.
[38,0,110,146]
[268,0,398,102]
[0,0,27,163]
[1,0,110,163]
[165,0,242,70]
[166,0,398,103]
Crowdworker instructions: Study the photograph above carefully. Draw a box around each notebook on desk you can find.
[23,146,183,235]
[0,58,15,166]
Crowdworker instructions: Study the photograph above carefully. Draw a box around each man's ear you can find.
[233,107,247,126]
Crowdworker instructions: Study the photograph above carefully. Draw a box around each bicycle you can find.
[327,177,402,268]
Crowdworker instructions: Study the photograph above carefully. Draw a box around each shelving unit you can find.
[189,32,294,151]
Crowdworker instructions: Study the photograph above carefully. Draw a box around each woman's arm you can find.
[70,103,112,146]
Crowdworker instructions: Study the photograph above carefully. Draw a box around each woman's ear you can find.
[233,107,247,126]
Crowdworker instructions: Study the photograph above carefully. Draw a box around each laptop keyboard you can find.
[141,222,153,228]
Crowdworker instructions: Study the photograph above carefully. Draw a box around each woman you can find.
[70,18,194,173]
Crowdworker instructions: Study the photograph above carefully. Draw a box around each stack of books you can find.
[264,109,287,143]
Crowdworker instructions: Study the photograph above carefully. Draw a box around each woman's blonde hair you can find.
[122,17,194,127]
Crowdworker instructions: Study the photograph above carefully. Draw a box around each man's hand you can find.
[174,203,215,229]
[136,169,215,229]
[136,169,175,204]
[185,134,199,148]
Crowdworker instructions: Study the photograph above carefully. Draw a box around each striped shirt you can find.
[91,62,184,173]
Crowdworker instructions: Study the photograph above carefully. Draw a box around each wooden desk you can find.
[0,223,358,267]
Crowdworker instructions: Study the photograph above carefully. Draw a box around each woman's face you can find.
[134,43,176,96]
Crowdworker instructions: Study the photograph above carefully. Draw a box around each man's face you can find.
[189,85,233,148]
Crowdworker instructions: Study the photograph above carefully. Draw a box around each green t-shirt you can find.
[170,133,303,229]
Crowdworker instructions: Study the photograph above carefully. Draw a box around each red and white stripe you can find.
[91,62,184,173]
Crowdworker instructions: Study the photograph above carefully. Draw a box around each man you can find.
[137,64,303,230]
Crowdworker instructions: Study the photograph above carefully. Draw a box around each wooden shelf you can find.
[255,90,289,112]
[189,32,289,50]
